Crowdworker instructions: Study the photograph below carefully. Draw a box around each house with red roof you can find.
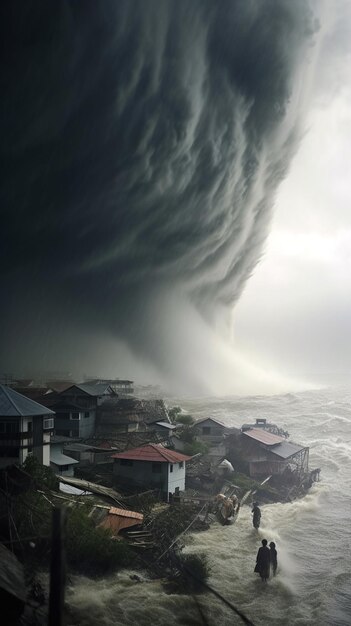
[111,444,191,501]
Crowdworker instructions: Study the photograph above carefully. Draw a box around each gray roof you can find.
[0,384,55,417]
[50,449,79,466]
[63,383,114,397]
[270,441,305,459]
[64,443,94,453]
[194,417,226,428]
[156,421,176,430]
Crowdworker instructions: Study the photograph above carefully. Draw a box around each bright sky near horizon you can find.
[233,4,351,387]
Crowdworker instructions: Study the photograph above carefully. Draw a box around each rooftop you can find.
[112,443,191,463]
[50,449,79,466]
[194,417,226,428]
[270,441,305,459]
[62,383,115,397]
[0,384,55,417]
[242,428,285,446]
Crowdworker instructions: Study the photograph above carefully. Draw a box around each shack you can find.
[193,417,228,444]
[240,427,309,478]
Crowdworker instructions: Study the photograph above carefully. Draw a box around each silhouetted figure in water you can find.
[254,539,270,582]
[252,502,261,529]
[269,541,278,576]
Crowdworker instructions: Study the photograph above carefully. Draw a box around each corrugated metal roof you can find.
[155,421,176,429]
[50,449,79,466]
[112,443,191,463]
[0,384,55,417]
[242,428,285,446]
[109,507,143,520]
[270,441,305,459]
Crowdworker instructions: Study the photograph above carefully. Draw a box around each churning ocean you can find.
[66,387,351,626]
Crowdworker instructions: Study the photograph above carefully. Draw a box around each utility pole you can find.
[48,507,66,626]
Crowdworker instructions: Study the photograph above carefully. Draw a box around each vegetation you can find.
[23,455,59,490]
[65,505,133,575]
[183,440,209,456]
[168,406,182,422]
[175,413,194,426]
[177,553,210,592]
[14,458,134,575]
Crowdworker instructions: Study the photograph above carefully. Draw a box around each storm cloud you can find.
[0,1,318,388]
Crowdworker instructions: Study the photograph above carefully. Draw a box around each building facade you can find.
[112,444,191,501]
[0,385,54,468]
[52,383,115,438]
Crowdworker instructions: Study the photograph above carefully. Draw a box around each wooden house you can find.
[193,417,228,444]
[51,383,115,438]
[240,427,309,478]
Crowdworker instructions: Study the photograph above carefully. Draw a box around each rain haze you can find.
[1,0,350,394]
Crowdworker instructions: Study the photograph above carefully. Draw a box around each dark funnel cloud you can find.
[0,1,316,385]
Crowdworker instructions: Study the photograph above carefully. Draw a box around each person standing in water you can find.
[269,541,278,576]
[254,539,270,582]
[252,502,261,529]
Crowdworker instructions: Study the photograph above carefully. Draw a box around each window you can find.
[27,422,32,433]
[84,411,90,418]
[120,459,133,467]
[202,427,211,435]
[70,412,80,420]
[178,461,184,469]
[152,463,162,474]
[60,465,69,472]
[27,446,33,454]
[43,418,54,429]
[170,465,173,473]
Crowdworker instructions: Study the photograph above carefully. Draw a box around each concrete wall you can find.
[167,462,186,493]
[113,459,187,499]
[79,410,96,438]
[55,410,96,438]
[50,462,75,476]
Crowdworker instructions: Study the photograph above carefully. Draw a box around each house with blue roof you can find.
[0,384,54,468]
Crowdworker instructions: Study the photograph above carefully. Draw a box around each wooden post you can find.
[48,507,66,626]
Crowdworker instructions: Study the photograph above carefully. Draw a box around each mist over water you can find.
[66,387,351,625]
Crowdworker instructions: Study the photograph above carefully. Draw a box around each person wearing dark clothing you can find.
[252,502,261,529]
[269,541,278,576]
[254,539,270,582]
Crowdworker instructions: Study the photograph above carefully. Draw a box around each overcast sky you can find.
[233,0,351,389]
[1,1,349,395]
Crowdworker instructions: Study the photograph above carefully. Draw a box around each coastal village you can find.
[0,374,321,624]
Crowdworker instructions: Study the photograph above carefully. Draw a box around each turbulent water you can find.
[67,387,351,626]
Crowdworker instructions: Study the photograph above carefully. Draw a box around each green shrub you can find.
[183,440,209,456]
[175,414,194,426]
[22,455,59,491]
[168,406,182,422]
[177,553,210,592]
[65,506,133,574]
